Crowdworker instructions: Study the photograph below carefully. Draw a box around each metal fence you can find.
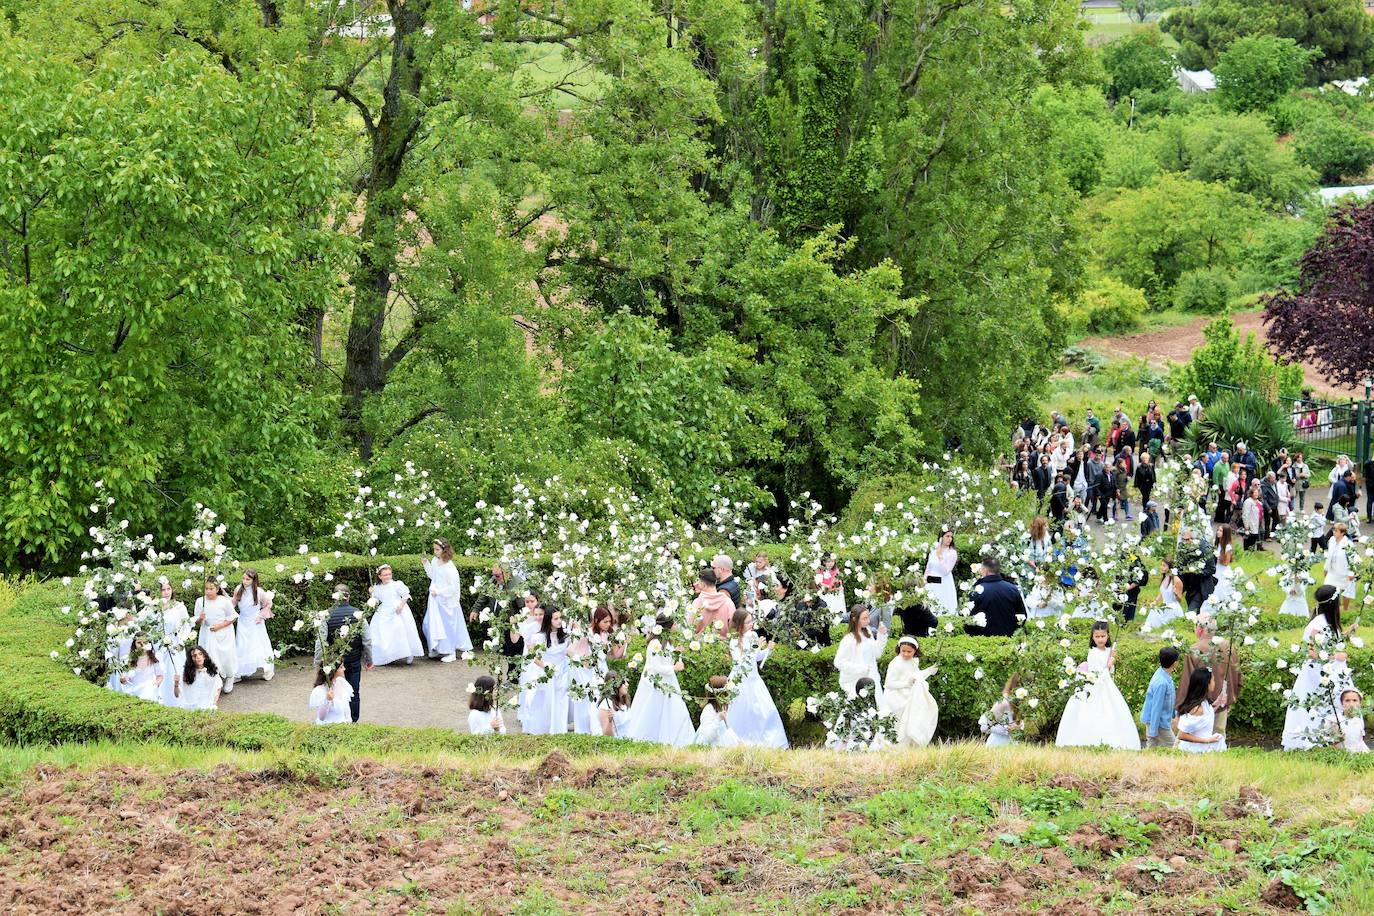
[1212,383,1372,465]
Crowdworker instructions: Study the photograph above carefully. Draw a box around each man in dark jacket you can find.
[314,585,373,723]
[1365,457,1374,520]
[1134,452,1156,509]
[1167,404,1190,441]
[965,556,1027,637]
[1234,442,1258,477]
[1032,455,1053,505]
[1084,449,1105,517]
[1259,472,1281,541]
[1049,474,1069,529]
[1140,501,1161,538]
[711,554,742,610]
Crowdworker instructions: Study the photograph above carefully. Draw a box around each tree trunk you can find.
[339,0,428,458]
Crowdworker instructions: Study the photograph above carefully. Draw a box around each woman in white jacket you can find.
[834,605,888,705]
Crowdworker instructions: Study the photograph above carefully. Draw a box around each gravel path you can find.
[219,653,523,733]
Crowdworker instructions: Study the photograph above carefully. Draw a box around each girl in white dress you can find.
[1056,622,1142,750]
[467,675,505,735]
[834,605,889,705]
[523,608,571,735]
[1207,526,1237,608]
[422,538,470,662]
[881,636,938,747]
[1335,689,1369,753]
[156,579,191,707]
[980,674,1022,747]
[623,615,695,747]
[725,610,789,748]
[1174,667,1226,753]
[824,677,890,752]
[599,677,633,738]
[817,554,847,622]
[925,531,958,616]
[1282,586,1356,750]
[309,663,353,725]
[233,568,275,681]
[1280,581,1310,618]
[176,646,222,711]
[117,646,164,702]
[368,564,423,666]
[515,600,545,730]
[194,580,238,693]
[1142,559,1185,633]
[569,605,624,735]
[694,676,742,748]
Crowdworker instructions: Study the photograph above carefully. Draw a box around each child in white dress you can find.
[1335,688,1369,753]
[233,568,275,681]
[726,611,789,748]
[623,616,695,747]
[467,675,505,735]
[1056,621,1142,750]
[194,580,238,694]
[1174,667,1226,753]
[694,676,742,748]
[422,538,470,662]
[368,564,423,666]
[1142,560,1184,633]
[522,609,571,735]
[309,664,353,725]
[1282,586,1356,750]
[176,646,222,711]
[881,636,938,747]
[834,605,888,705]
[118,646,164,703]
[599,678,633,738]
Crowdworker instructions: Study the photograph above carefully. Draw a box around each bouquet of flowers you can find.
[806,686,897,750]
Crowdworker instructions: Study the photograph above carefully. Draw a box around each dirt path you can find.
[221,654,523,734]
[1085,310,1359,398]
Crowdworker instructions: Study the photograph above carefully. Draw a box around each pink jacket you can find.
[692,591,736,635]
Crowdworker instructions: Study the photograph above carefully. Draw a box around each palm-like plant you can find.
[1185,391,1300,463]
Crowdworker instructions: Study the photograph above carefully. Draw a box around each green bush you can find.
[1068,278,1147,335]
[1295,117,1374,184]
[1172,267,1235,314]
[1184,390,1302,464]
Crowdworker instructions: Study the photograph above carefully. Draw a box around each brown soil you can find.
[1085,311,1359,397]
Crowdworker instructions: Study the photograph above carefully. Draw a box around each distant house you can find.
[1175,69,1217,93]
[1317,185,1374,206]
[1331,76,1370,96]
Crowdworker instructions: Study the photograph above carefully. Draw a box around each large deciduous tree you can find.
[0,43,341,568]
[1264,200,1374,388]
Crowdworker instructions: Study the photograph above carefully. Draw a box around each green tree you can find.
[0,43,342,569]
[1214,35,1316,113]
[1164,0,1374,84]
[1171,317,1303,399]
[1031,84,1110,195]
[1090,175,1263,304]
[1101,31,1177,102]
[1294,117,1374,184]
[1155,112,1315,210]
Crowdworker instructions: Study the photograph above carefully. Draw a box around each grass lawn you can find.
[1081,6,1181,48]
[0,739,1370,913]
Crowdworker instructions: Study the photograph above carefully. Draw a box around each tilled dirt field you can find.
[0,751,1366,915]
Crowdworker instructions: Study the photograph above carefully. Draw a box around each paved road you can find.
[220,654,523,733]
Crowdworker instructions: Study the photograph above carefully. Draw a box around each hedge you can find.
[5,552,1367,750]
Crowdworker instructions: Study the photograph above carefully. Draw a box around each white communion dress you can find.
[234,588,275,679]
[308,676,354,725]
[368,579,424,666]
[1055,647,1141,750]
[1176,700,1226,753]
[726,635,789,748]
[834,631,888,706]
[1141,578,1184,633]
[422,557,471,656]
[195,595,238,687]
[622,640,695,747]
[881,655,939,747]
[1281,616,1354,751]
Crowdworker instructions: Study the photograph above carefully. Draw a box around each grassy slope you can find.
[0,740,1370,914]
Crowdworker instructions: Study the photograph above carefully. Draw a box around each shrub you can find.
[1172,267,1235,314]
[1214,36,1316,113]
[1068,278,1147,335]
[1184,390,1302,463]
[1171,316,1305,401]
[1295,117,1374,184]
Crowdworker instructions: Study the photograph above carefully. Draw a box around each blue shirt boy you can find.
[1140,663,1177,741]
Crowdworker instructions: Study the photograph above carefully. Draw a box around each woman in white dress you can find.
[368,564,423,666]
[925,530,958,616]
[623,615,695,747]
[1282,586,1356,750]
[1056,621,1142,750]
[726,610,789,748]
[834,606,889,705]
[309,663,353,725]
[467,675,505,735]
[980,675,1022,747]
[1201,526,1237,614]
[233,568,275,682]
[569,605,624,735]
[1142,559,1185,633]
[1174,667,1226,753]
[422,538,470,662]
[694,676,742,748]
[117,646,164,702]
[515,601,544,729]
[156,579,191,707]
[523,608,571,735]
[194,580,238,694]
[1324,523,1356,616]
[176,646,222,711]
[881,636,938,747]
[599,677,633,738]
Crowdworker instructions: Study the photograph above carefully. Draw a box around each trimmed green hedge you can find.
[6,552,1367,750]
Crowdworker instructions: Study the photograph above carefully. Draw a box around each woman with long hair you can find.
[422,537,470,662]
[834,605,889,705]
[233,568,276,681]
[925,531,958,616]
[523,607,571,735]
[1282,585,1357,750]
[309,662,353,725]
[176,646,222,711]
[569,605,624,735]
[724,610,788,748]
[1174,667,1226,752]
[156,578,190,707]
